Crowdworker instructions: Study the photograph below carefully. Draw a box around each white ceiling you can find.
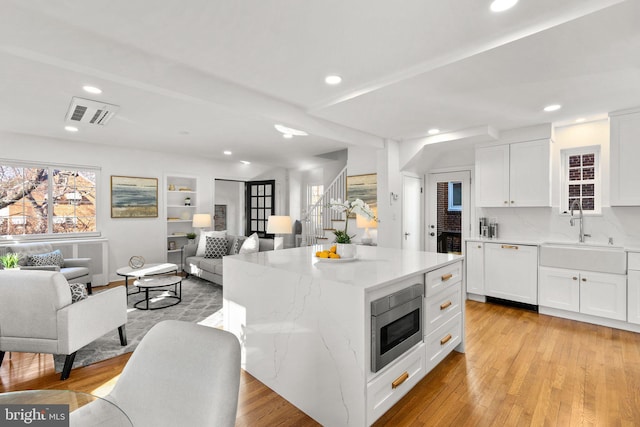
[0,0,638,169]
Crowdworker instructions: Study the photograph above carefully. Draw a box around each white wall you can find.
[1,131,272,281]
[214,180,243,235]
[376,140,403,248]
[477,120,640,247]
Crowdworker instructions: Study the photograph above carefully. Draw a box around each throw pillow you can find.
[196,230,226,257]
[204,236,228,259]
[239,232,260,254]
[27,249,65,267]
[69,283,88,303]
[230,237,241,255]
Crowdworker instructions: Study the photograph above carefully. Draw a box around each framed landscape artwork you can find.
[111,176,158,218]
[346,173,377,217]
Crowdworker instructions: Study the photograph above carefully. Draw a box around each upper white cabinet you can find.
[476,139,551,207]
[610,108,640,206]
[484,243,538,305]
[475,145,510,207]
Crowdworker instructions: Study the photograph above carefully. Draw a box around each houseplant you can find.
[0,253,21,269]
[329,198,377,257]
[186,232,197,244]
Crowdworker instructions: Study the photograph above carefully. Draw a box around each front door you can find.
[427,171,470,254]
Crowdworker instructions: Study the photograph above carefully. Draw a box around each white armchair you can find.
[104,320,241,427]
[3,242,93,293]
[0,270,127,380]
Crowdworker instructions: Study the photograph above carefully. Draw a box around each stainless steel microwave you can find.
[371,283,423,372]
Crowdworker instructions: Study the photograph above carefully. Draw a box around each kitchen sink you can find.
[539,242,626,274]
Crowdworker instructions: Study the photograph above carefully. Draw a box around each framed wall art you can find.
[111,175,158,218]
[346,173,377,216]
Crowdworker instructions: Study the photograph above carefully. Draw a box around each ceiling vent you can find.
[65,97,119,126]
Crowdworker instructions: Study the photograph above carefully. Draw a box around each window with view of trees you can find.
[0,163,97,236]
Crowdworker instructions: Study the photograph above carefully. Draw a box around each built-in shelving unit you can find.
[165,174,198,268]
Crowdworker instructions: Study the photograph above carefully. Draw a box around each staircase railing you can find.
[301,166,347,246]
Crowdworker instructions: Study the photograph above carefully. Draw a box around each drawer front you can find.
[367,343,426,425]
[426,261,462,297]
[629,252,640,271]
[424,283,461,335]
[425,313,462,372]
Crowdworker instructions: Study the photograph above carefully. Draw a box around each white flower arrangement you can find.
[328,198,377,243]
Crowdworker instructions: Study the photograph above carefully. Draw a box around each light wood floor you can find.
[2,300,639,426]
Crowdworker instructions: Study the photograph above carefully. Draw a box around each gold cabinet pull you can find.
[440,301,452,310]
[501,245,519,250]
[441,273,453,281]
[440,334,452,345]
[392,372,409,389]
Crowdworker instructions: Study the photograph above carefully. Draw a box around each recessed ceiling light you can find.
[325,75,342,85]
[223,150,232,155]
[274,124,308,136]
[240,160,251,165]
[490,0,518,12]
[82,85,102,94]
[64,125,78,132]
[544,104,562,112]
[283,133,293,139]
[575,118,586,123]
[428,128,440,135]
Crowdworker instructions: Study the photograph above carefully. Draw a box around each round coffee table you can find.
[116,263,178,299]
[133,275,182,310]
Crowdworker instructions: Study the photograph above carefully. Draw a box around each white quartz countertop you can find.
[227,245,462,291]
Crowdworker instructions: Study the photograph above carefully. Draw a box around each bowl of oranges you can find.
[314,245,357,263]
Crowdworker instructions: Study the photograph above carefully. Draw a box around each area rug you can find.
[53,276,223,373]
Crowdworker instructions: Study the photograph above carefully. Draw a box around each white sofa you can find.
[0,270,127,380]
[183,234,273,285]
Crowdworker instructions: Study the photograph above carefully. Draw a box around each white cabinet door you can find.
[475,145,510,207]
[538,267,579,312]
[628,270,640,325]
[484,243,538,305]
[611,110,640,206]
[465,242,484,295]
[509,139,551,207]
[579,271,627,321]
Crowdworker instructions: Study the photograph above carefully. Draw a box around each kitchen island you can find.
[224,245,464,426]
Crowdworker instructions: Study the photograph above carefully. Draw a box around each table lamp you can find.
[267,215,292,250]
[192,213,212,234]
[357,208,378,245]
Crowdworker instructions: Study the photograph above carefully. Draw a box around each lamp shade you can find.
[266,215,292,234]
[356,208,378,229]
[192,213,212,228]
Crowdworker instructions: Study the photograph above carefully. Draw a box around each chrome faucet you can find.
[570,199,591,243]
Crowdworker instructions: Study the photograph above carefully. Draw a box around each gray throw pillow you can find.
[69,283,88,303]
[28,249,65,267]
[204,236,227,259]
